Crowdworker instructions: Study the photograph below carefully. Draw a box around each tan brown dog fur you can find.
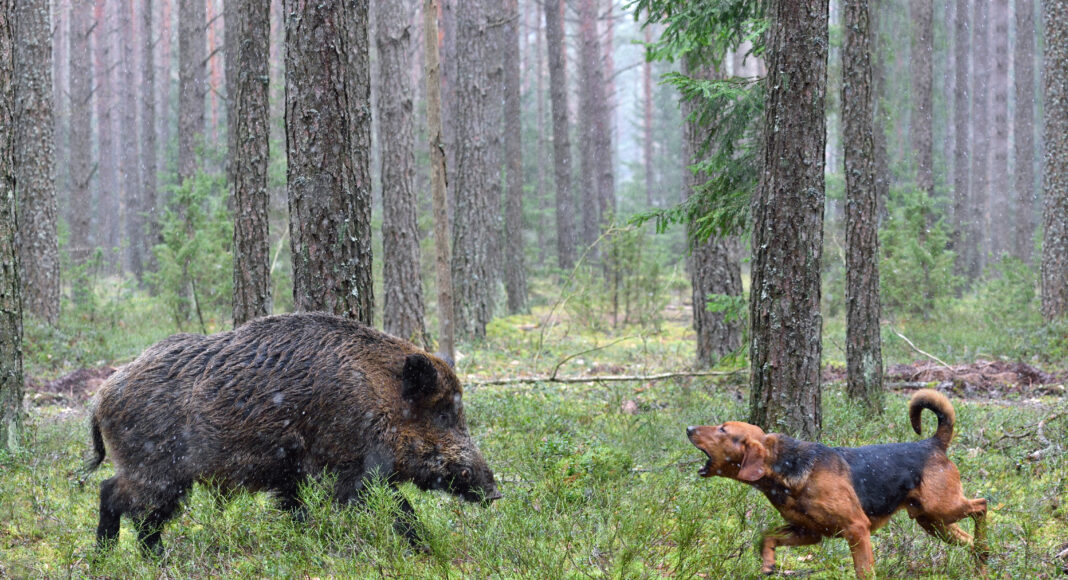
[686,389,987,578]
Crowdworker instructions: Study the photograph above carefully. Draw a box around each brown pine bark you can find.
[577,0,600,247]
[843,0,883,412]
[377,0,426,344]
[13,0,59,323]
[133,0,155,281]
[451,0,503,340]
[1041,0,1068,320]
[68,0,93,266]
[178,0,205,182]
[228,0,271,327]
[748,0,828,439]
[1014,0,1036,263]
[424,0,454,360]
[93,0,118,268]
[285,0,373,323]
[503,0,527,314]
[909,0,933,198]
[544,0,575,270]
[118,0,139,272]
[0,0,25,452]
[990,0,1011,259]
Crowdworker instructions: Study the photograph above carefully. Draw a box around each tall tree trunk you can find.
[0,0,25,452]
[952,0,974,279]
[119,0,139,273]
[451,0,502,340]
[158,0,172,195]
[503,0,527,314]
[909,0,933,197]
[206,0,221,150]
[970,0,990,277]
[990,0,1011,260]
[52,0,69,216]
[69,0,93,267]
[870,1,889,222]
[378,0,426,344]
[228,0,271,327]
[843,0,883,412]
[178,0,205,182]
[93,0,118,269]
[13,0,59,324]
[1042,0,1068,320]
[748,0,828,439]
[577,0,600,248]
[285,0,373,322]
[597,0,614,222]
[683,62,743,369]
[643,25,654,208]
[533,0,548,263]
[544,0,575,270]
[133,0,155,281]
[424,0,454,359]
[1014,0,1036,263]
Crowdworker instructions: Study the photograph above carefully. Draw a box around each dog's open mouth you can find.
[697,453,715,477]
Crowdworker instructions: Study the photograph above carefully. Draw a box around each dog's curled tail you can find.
[909,389,956,449]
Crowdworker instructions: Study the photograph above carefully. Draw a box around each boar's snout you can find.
[447,459,501,504]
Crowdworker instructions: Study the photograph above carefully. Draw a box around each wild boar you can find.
[85,312,499,555]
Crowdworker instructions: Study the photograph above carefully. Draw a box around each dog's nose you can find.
[686,426,697,437]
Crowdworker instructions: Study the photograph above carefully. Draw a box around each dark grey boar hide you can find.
[85,312,499,555]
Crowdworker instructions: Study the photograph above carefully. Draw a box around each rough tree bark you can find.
[843,0,884,412]
[178,0,206,182]
[68,0,93,266]
[228,0,272,327]
[451,0,503,340]
[377,0,427,344]
[748,0,828,439]
[0,0,25,452]
[1041,0,1068,320]
[544,0,575,270]
[285,0,374,323]
[909,0,933,198]
[503,0,527,314]
[1014,0,1036,263]
[118,0,139,273]
[93,0,118,268]
[970,0,990,277]
[133,0,155,281]
[952,0,974,280]
[13,0,59,323]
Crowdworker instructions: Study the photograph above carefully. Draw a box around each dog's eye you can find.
[719,426,727,434]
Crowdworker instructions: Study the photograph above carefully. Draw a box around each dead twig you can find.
[469,369,748,388]
[886,324,952,370]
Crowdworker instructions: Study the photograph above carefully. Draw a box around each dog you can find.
[686,389,987,578]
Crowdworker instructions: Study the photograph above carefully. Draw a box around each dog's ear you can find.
[737,438,768,481]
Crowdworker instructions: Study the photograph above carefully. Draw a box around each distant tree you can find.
[118,0,140,273]
[970,0,990,277]
[952,0,975,280]
[544,0,576,270]
[1042,0,1068,320]
[909,0,933,198]
[13,0,59,323]
[423,0,455,359]
[227,0,271,327]
[991,0,1011,258]
[134,0,155,281]
[451,0,502,340]
[68,0,93,267]
[0,0,25,452]
[577,0,603,247]
[178,0,206,182]
[1014,0,1036,263]
[748,0,828,439]
[843,0,883,412]
[94,0,118,268]
[503,0,527,314]
[285,0,373,322]
[377,0,427,344]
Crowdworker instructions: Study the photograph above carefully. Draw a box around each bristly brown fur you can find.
[686,389,987,579]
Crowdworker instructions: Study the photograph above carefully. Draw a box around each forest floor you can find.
[5,311,1068,578]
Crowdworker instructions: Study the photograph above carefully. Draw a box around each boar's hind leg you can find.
[133,482,189,558]
[96,476,125,549]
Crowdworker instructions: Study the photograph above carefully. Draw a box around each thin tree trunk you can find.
[910,0,933,198]
[378,0,427,344]
[68,0,93,267]
[503,0,527,314]
[13,0,59,324]
[1041,0,1068,320]
[52,0,69,216]
[644,25,653,208]
[228,0,271,327]
[178,0,205,182]
[0,0,25,452]
[544,0,575,270]
[1014,0,1036,263]
[990,0,1011,260]
[970,0,990,277]
[285,0,373,322]
[748,0,828,439]
[577,0,600,248]
[424,0,454,359]
[598,0,614,221]
[119,0,139,273]
[952,0,974,279]
[134,0,155,281]
[93,0,117,269]
[843,0,883,412]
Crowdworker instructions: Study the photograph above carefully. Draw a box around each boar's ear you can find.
[402,353,440,402]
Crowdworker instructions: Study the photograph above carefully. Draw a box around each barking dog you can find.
[686,389,987,578]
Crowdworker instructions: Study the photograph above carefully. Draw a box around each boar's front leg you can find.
[333,468,428,550]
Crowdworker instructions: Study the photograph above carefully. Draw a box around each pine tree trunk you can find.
[0,0,25,452]
[577,0,600,248]
[119,0,139,273]
[423,0,454,359]
[178,0,205,182]
[644,26,654,208]
[377,0,426,344]
[1014,0,1036,263]
[13,0,59,324]
[843,0,884,412]
[68,0,93,267]
[228,0,271,327]
[503,0,527,314]
[909,0,933,198]
[133,0,155,281]
[285,0,374,323]
[451,0,502,340]
[544,0,575,270]
[970,0,990,277]
[93,0,118,269]
[953,0,974,280]
[990,0,1011,259]
[1041,0,1068,320]
[748,0,828,439]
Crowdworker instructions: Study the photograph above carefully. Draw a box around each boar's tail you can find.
[81,414,107,483]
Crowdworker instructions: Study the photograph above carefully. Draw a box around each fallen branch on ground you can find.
[468,369,748,388]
